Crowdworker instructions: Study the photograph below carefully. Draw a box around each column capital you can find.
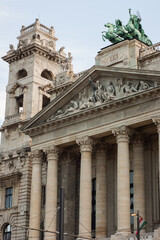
[76,136,93,152]
[30,150,43,165]
[43,145,59,161]
[152,116,160,132]
[132,130,144,148]
[60,149,79,165]
[96,140,112,154]
[112,125,131,143]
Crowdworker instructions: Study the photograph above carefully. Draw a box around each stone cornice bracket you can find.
[112,125,132,143]
[76,136,93,152]
[30,150,43,165]
[152,116,160,132]
[43,145,59,161]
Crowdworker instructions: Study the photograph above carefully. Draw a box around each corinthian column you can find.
[29,150,42,240]
[96,141,108,239]
[153,117,160,222]
[44,145,59,240]
[112,126,131,233]
[132,131,145,230]
[76,136,93,239]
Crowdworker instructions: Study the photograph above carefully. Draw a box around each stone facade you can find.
[1,20,160,240]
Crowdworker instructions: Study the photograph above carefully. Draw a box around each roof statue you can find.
[102,9,152,46]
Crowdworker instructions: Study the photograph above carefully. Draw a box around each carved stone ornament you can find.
[152,116,160,132]
[43,145,59,161]
[60,150,78,165]
[96,141,112,154]
[112,125,131,143]
[30,150,43,165]
[47,78,153,122]
[76,136,93,152]
[8,160,16,173]
[17,147,31,167]
[132,130,144,148]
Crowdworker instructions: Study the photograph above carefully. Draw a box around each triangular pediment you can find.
[22,65,160,131]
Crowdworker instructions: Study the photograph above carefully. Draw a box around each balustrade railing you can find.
[139,42,160,58]
[4,112,24,125]
[21,22,53,36]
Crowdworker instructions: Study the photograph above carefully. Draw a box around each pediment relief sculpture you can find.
[47,78,154,122]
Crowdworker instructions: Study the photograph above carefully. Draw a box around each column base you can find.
[77,235,91,240]
[110,231,132,240]
[154,228,160,240]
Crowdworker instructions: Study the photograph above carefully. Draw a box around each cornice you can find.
[2,43,66,64]
[0,171,22,181]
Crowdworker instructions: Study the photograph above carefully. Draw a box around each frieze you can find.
[47,77,154,122]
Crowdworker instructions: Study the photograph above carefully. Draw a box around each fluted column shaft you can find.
[29,150,42,240]
[133,133,145,228]
[76,136,93,238]
[113,127,130,233]
[153,117,160,221]
[44,146,59,240]
[96,143,107,238]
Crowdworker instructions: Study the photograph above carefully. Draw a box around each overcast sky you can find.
[0,0,159,128]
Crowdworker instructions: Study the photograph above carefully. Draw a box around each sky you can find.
[0,0,160,129]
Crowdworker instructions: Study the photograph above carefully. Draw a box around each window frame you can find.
[5,187,13,209]
[3,224,11,240]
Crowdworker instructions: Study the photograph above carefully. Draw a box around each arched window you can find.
[17,69,27,80]
[41,70,53,80]
[3,224,11,240]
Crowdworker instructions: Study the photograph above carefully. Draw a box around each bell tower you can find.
[1,18,74,152]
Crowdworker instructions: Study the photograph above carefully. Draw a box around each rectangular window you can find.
[5,187,13,208]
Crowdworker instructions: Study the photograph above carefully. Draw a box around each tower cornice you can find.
[2,43,66,64]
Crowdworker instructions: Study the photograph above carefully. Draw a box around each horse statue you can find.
[125,9,142,40]
[102,23,123,44]
[115,19,132,40]
[102,9,152,46]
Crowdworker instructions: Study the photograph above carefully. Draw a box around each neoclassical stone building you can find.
[0,19,160,240]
